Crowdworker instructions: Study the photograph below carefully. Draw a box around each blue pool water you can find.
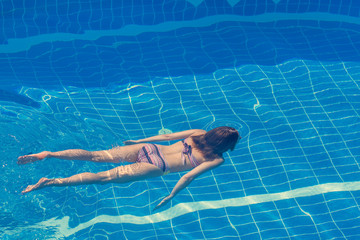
[1,0,360,239]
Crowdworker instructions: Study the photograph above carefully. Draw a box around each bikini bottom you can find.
[136,144,170,175]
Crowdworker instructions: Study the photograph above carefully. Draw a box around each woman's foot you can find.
[17,151,50,165]
[22,177,52,194]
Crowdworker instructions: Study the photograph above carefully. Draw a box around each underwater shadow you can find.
[0,89,40,108]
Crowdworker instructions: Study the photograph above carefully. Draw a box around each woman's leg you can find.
[21,162,164,194]
[17,144,145,165]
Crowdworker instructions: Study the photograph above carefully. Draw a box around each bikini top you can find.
[182,139,201,168]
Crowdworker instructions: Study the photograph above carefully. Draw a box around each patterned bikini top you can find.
[182,139,201,168]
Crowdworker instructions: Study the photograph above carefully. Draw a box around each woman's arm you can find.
[153,158,224,211]
[124,129,206,145]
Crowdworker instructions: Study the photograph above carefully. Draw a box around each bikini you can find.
[181,138,201,168]
[136,138,201,175]
[136,144,170,175]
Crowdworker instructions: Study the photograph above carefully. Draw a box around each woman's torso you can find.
[156,138,206,172]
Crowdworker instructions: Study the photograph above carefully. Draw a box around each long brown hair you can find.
[191,126,240,159]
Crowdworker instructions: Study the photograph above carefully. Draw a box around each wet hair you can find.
[191,126,241,159]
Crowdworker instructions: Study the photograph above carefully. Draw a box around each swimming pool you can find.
[1,0,360,239]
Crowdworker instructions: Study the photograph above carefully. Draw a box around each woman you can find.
[18,126,240,210]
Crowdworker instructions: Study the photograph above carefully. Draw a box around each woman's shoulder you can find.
[190,129,207,136]
[210,155,224,162]
[202,156,224,166]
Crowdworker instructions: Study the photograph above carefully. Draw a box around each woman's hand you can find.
[153,195,173,211]
[123,140,138,145]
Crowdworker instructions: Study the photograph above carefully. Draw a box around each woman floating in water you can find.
[18,126,240,210]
